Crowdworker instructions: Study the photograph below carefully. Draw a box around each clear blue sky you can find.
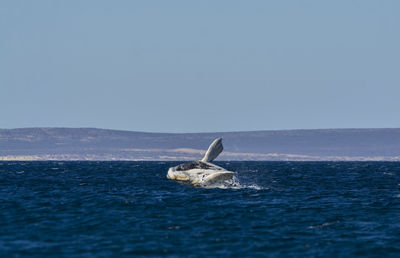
[1,1,399,132]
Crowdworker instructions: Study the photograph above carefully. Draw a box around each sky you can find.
[1,1,399,133]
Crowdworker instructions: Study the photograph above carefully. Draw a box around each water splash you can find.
[199,175,265,190]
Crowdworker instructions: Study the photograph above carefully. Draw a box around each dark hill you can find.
[0,128,399,160]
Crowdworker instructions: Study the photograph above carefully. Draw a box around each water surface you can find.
[0,161,399,257]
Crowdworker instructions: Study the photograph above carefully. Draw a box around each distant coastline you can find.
[1,127,400,161]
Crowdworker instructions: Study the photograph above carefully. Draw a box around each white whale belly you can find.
[167,159,235,187]
[167,167,234,186]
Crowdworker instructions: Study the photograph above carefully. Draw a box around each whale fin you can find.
[201,138,223,162]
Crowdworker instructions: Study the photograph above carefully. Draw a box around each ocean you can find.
[0,161,399,257]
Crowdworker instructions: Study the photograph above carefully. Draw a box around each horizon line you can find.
[1,126,400,135]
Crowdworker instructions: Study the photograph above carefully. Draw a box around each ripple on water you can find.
[0,161,399,257]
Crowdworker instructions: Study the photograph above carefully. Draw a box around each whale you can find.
[166,138,235,187]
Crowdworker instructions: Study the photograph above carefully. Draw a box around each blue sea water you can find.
[0,161,400,257]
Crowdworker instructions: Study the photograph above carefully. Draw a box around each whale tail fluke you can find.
[201,138,223,163]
